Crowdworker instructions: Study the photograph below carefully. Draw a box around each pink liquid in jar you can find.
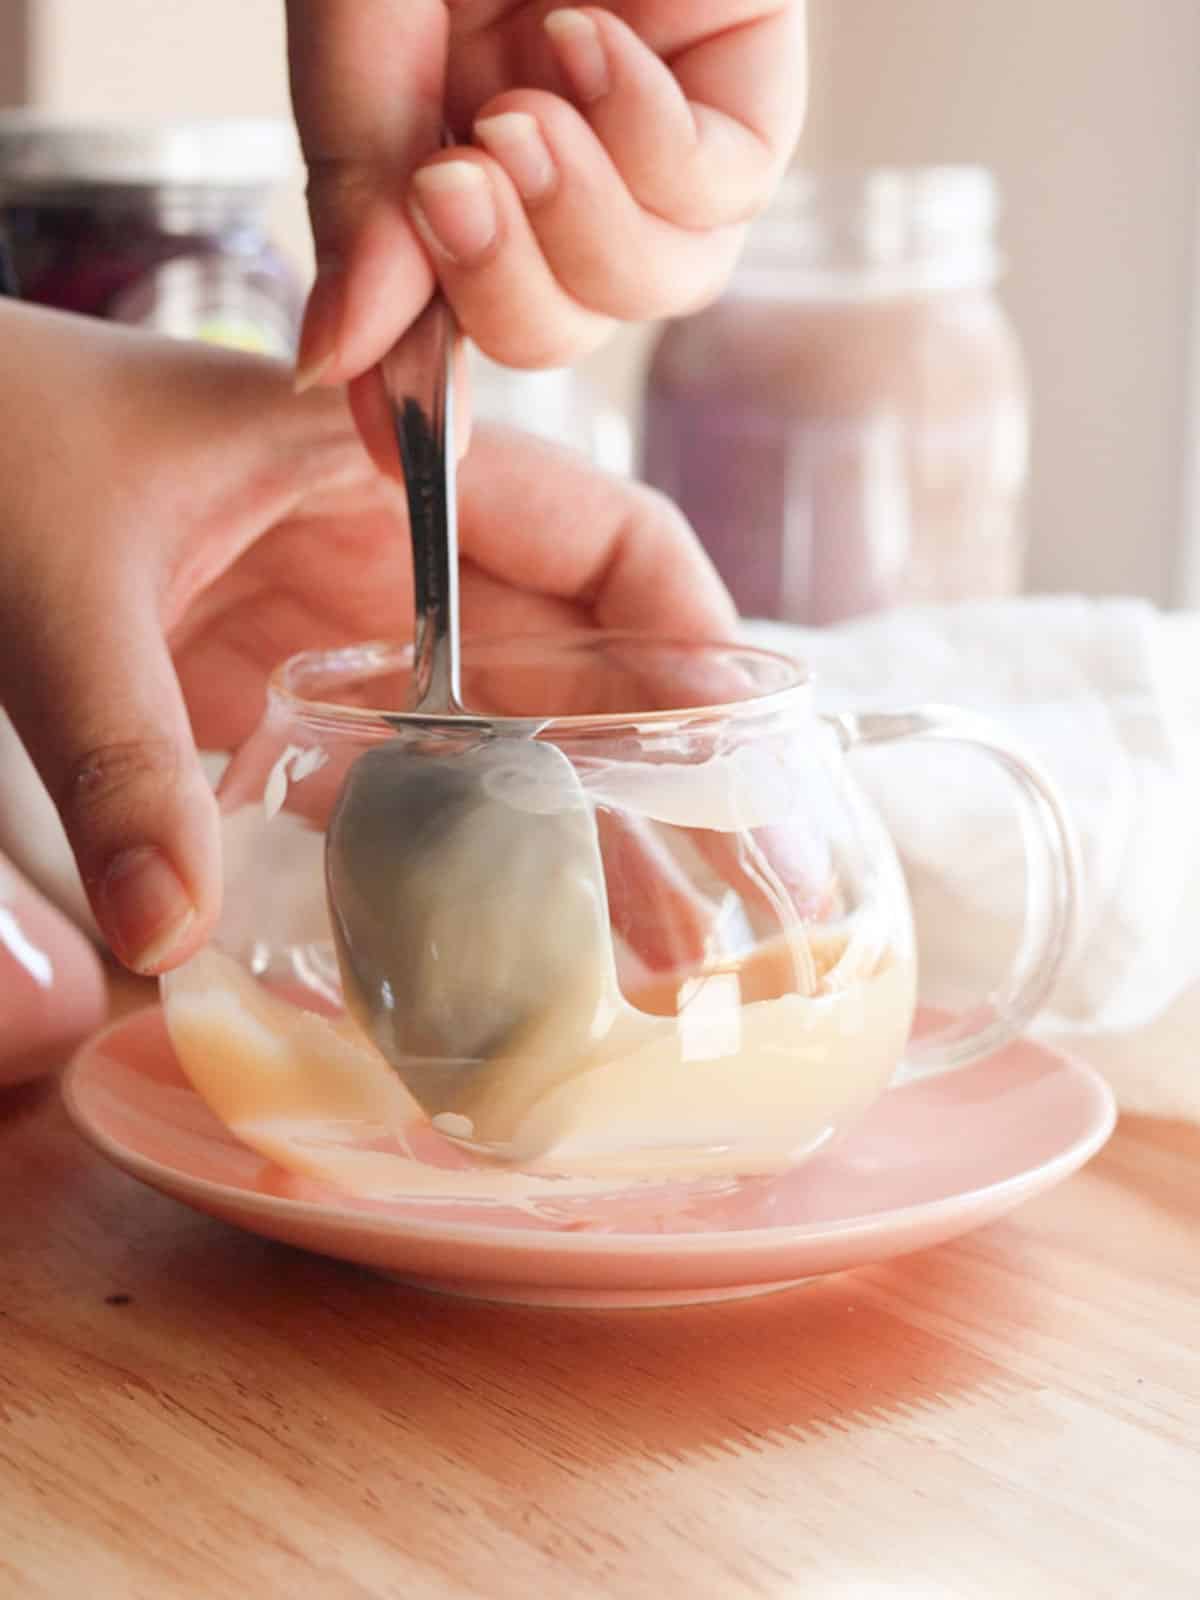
[643,168,1029,625]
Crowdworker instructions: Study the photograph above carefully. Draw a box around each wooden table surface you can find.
[2,978,1198,1600]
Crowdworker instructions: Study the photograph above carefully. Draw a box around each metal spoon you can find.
[324,299,615,1128]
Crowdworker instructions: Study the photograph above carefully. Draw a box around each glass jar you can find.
[0,113,302,357]
[159,634,1075,1193]
[642,167,1029,623]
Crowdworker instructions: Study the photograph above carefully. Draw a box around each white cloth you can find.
[748,598,1200,1123]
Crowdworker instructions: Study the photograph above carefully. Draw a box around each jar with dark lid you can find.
[0,113,302,356]
[642,167,1029,624]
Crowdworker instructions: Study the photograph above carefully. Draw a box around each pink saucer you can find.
[63,1009,1116,1308]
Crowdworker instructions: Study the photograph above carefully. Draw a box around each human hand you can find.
[0,852,106,1086]
[286,1,808,384]
[0,302,735,977]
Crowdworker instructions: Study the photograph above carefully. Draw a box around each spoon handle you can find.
[380,294,462,715]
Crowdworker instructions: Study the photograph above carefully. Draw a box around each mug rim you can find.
[268,632,813,736]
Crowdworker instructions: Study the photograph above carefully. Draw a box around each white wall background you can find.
[7,0,1200,605]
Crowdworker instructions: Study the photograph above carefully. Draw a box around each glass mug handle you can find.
[828,705,1081,1082]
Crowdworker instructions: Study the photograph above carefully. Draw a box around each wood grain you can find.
[2,980,1198,1599]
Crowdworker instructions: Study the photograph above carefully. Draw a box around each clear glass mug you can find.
[161,635,1077,1189]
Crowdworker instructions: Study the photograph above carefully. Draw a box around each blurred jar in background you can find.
[0,113,301,356]
[642,167,1029,623]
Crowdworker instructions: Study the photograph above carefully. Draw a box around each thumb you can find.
[3,583,220,976]
[287,0,448,388]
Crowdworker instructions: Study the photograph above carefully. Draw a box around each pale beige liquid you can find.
[163,923,916,1200]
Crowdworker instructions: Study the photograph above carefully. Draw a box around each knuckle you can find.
[472,318,611,372]
[562,254,678,323]
[303,155,373,197]
[632,148,775,232]
[661,230,748,319]
[303,158,377,248]
[564,227,744,324]
[476,87,565,127]
[57,738,181,832]
[631,484,694,543]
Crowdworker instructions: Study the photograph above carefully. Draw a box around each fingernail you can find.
[294,268,344,392]
[99,847,195,975]
[410,161,498,263]
[544,9,611,103]
[293,351,334,396]
[474,112,557,202]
